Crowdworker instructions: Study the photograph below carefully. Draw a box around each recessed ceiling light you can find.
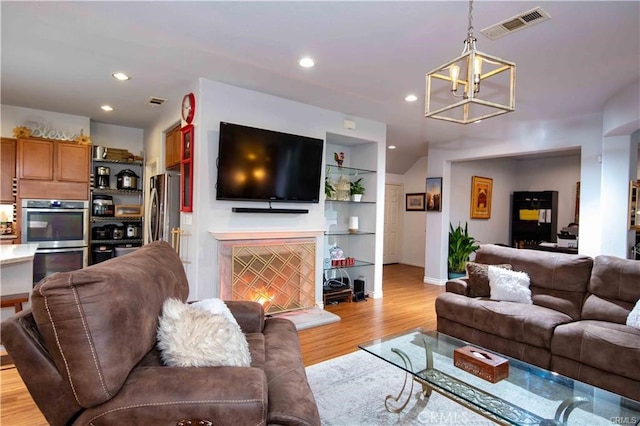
[299,57,315,68]
[388,145,396,150]
[112,72,130,81]
[101,105,114,111]
[405,94,418,102]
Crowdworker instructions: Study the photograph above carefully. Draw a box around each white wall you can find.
[90,122,143,155]
[144,79,387,304]
[401,156,427,267]
[1,105,90,138]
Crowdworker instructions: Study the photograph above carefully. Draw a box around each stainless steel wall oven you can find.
[21,199,89,284]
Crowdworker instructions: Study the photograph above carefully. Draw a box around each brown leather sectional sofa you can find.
[436,244,640,402]
[1,241,320,426]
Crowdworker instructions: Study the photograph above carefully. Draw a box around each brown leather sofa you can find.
[436,244,640,402]
[1,241,321,426]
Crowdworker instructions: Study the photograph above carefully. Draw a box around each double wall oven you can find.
[21,199,89,285]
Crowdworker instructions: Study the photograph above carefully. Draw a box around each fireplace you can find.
[216,232,320,314]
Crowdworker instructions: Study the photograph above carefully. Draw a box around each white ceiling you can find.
[1,1,639,174]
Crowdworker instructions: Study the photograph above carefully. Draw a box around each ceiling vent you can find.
[146,96,167,107]
[481,7,550,40]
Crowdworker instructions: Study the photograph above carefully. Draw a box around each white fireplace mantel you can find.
[210,229,325,241]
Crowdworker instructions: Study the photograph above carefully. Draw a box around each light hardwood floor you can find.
[0,263,443,425]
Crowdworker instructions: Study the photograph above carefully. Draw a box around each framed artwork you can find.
[426,177,442,212]
[406,193,426,211]
[470,176,492,219]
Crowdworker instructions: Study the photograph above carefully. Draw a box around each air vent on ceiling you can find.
[481,7,550,40]
[146,96,167,107]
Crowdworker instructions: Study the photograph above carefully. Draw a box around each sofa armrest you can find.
[225,300,265,333]
[445,277,469,296]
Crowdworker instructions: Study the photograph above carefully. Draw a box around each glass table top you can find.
[359,329,640,425]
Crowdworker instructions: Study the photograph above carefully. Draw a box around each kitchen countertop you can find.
[0,243,39,266]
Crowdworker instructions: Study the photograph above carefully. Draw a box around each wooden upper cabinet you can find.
[57,142,90,182]
[1,138,16,203]
[18,138,54,180]
[17,137,90,200]
[165,124,181,170]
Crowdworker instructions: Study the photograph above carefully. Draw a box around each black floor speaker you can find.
[353,277,366,302]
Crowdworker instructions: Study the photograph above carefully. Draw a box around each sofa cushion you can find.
[552,320,640,382]
[474,244,593,319]
[435,292,573,350]
[30,241,189,408]
[157,298,251,367]
[488,266,532,304]
[628,300,640,330]
[466,262,512,297]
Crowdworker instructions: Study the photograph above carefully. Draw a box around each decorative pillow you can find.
[488,266,532,304]
[157,298,251,367]
[627,299,640,330]
[191,298,239,327]
[466,262,513,298]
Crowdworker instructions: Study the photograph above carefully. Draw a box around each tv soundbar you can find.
[232,207,309,214]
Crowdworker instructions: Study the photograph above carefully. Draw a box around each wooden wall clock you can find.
[181,93,195,124]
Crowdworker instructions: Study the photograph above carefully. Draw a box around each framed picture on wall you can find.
[426,177,442,212]
[470,176,492,219]
[406,193,426,211]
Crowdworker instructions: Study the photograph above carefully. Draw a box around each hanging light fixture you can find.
[425,0,516,124]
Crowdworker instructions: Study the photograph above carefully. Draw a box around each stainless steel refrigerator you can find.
[148,173,180,243]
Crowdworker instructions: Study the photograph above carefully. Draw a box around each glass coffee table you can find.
[359,329,640,425]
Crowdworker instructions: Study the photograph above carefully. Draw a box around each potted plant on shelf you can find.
[448,222,479,279]
[325,177,335,200]
[350,178,365,202]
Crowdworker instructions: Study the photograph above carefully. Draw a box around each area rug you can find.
[305,350,619,426]
[272,307,340,330]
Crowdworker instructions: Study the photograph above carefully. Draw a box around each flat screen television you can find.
[216,122,324,203]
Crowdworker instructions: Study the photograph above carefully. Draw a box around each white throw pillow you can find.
[191,298,239,327]
[157,298,251,367]
[627,299,640,330]
[488,265,533,304]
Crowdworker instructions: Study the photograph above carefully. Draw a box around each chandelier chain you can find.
[467,0,474,40]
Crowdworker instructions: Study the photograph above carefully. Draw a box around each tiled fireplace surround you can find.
[212,231,323,314]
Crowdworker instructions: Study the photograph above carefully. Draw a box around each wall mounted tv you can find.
[216,122,324,203]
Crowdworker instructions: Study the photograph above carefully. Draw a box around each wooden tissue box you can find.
[453,345,509,383]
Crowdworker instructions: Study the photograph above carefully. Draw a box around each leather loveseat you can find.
[1,241,321,425]
[436,244,640,402]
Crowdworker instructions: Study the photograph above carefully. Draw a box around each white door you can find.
[383,184,402,264]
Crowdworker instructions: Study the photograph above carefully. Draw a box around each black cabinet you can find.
[511,191,558,248]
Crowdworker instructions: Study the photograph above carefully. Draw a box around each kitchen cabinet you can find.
[16,137,90,200]
[1,138,16,203]
[165,124,181,170]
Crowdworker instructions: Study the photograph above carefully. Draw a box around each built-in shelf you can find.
[93,159,143,166]
[324,259,374,271]
[325,231,374,236]
[92,188,143,195]
[326,165,375,176]
[325,200,376,204]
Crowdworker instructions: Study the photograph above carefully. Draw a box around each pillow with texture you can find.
[466,262,513,298]
[191,298,239,327]
[627,299,640,330]
[488,266,533,304]
[157,298,251,367]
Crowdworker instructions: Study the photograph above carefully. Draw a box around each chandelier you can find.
[425,0,516,124]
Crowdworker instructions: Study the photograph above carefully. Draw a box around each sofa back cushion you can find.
[582,255,640,324]
[30,241,189,408]
[475,244,593,319]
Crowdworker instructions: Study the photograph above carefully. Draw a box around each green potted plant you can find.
[350,178,365,202]
[448,222,479,279]
[325,177,335,199]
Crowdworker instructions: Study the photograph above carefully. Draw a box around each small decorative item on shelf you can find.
[334,151,345,167]
[350,178,365,202]
[348,216,359,233]
[12,126,31,139]
[335,175,350,201]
